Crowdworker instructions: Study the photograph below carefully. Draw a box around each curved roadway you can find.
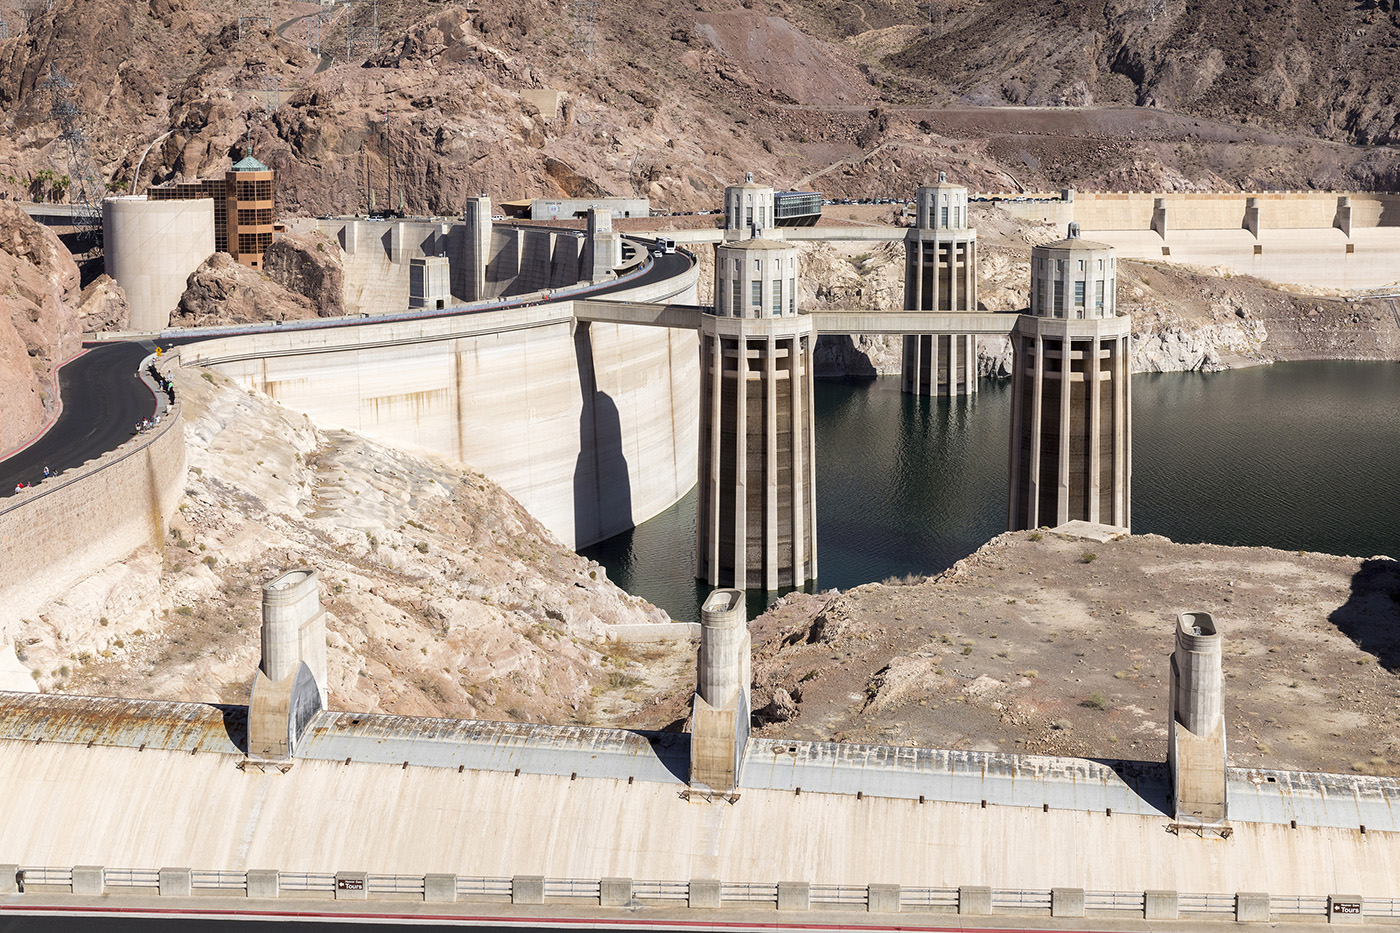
[0,242,694,501]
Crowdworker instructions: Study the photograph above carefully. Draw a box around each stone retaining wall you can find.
[0,399,187,637]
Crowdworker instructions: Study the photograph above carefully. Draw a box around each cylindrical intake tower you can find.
[1007,223,1131,531]
[902,173,979,396]
[699,239,817,591]
[724,172,776,239]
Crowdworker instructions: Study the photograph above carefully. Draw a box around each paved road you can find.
[0,342,157,500]
[0,243,691,500]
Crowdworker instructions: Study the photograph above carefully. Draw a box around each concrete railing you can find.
[3,866,1393,923]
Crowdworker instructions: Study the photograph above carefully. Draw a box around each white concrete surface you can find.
[102,197,216,331]
[1,737,1398,895]
[183,268,701,549]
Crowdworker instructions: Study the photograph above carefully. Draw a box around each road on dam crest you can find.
[0,341,157,498]
[0,244,693,499]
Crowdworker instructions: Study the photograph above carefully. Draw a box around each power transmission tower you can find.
[40,65,105,248]
[344,0,355,60]
[572,0,596,59]
[238,0,272,39]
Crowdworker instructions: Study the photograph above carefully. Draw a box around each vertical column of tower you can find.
[902,174,979,397]
[1008,224,1131,532]
[699,238,816,591]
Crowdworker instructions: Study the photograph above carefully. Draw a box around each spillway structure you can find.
[1007,223,1132,531]
[697,237,817,591]
[902,173,979,396]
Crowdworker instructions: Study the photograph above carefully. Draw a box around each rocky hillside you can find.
[19,364,689,724]
[1,0,1397,220]
[0,202,105,455]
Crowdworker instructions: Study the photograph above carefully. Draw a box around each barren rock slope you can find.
[21,363,688,725]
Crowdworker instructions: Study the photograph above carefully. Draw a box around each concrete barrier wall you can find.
[186,265,701,549]
[991,192,1400,232]
[0,400,187,636]
[319,220,587,315]
[3,744,1399,896]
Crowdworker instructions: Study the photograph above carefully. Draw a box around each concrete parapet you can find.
[868,883,900,913]
[778,882,810,911]
[600,877,632,907]
[0,864,16,894]
[158,867,192,897]
[1144,890,1178,919]
[1236,892,1270,922]
[1052,888,1085,917]
[689,878,721,909]
[959,885,992,915]
[335,872,367,900]
[424,874,456,903]
[1330,895,1364,923]
[246,869,279,899]
[71,866,104,896]
[512,875,545,905]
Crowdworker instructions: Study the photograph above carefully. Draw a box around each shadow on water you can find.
[573,323,632,549]
[1327,559,1400,673]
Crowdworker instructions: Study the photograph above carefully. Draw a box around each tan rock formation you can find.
[172,253,319,327]
[0,202,82,455]
[264,231,344,318]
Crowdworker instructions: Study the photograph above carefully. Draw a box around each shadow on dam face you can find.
[574,324,633,549]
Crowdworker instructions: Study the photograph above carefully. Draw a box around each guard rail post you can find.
[424,873,457,903]
[959,885,992,915]
[1052,887,1085,917]
[777,881,810,911]
[1236,892,1270,922]
[689,878,721,909]
[600,877,632,907]
[1145,890,1179,920]
[247,869,280,899]
[158,867,192,897]
[71,866,104,896]
[512,875,545,905]
[868,883,900,913]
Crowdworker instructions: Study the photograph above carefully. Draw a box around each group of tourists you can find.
[147,363,176,405]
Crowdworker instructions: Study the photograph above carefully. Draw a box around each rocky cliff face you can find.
[264,231,344,318]
[172,253,320,327]
[0,202,83,455]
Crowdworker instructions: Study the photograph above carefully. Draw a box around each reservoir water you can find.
[582,361,1400,622]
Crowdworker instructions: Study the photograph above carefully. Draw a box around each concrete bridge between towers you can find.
[574,300,1021,337]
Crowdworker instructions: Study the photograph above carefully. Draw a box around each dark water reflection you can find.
[583,361,1400,622]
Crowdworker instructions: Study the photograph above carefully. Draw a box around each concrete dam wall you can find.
[183,269,701,550]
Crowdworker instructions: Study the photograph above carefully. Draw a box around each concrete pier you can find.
[1169,611,1228,825]
[697,239,816,590]
[247,569,327,760]
[1007,224,1131,531]
[690,589,751,793]
[902,174,979,397]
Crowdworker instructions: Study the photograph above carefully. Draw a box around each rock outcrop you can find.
[172,253,319,327]
[264,231,344,318]
[0,202,82,455]
[74,274,131,333]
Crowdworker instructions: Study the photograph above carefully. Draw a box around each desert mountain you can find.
[0,0,1396,220]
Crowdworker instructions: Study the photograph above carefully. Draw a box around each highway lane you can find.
[0,242,693,501]
[0,342,157,500]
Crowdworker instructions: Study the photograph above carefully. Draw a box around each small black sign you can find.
[1332,901,1361,915]
[337,878,365,891]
